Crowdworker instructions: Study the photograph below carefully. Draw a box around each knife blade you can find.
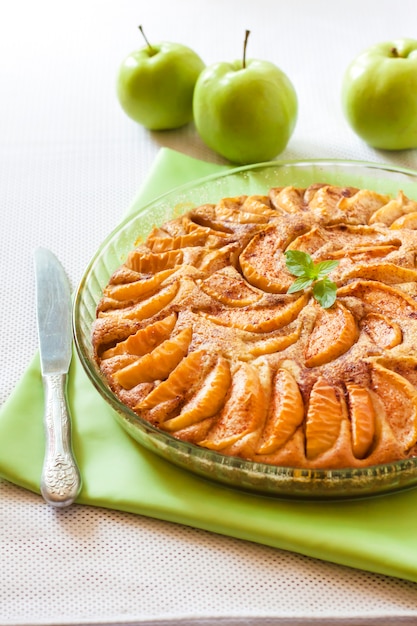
[34,247,81,507]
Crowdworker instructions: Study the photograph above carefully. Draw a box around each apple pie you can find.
[92,183,417,469]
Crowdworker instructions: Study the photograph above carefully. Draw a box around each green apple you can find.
[341,39,417,150]
[117,26,205,130]
[193,31,297,164]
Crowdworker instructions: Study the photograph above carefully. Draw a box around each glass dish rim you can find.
[73,158,417,498]
[88,157,417,251]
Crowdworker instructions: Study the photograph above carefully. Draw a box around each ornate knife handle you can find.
[41,373,81,507]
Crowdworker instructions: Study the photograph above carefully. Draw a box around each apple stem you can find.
[390,46,400,58]
[138,25,156,55]
[243,30,250,69]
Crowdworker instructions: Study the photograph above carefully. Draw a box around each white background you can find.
[1,0,417,624]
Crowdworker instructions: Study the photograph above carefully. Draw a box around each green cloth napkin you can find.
[2,147,417,584]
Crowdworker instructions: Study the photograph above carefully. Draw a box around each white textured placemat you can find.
[2,480,417,626]
[2,0,417,623]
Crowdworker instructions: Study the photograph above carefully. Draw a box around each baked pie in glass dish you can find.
[74,160,417,499]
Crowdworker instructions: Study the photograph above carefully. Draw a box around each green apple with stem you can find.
[341,39,417,150]
[117,26,205,130]
[193,31,298,164]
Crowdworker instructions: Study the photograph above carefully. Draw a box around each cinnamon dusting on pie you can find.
[92,184,417,469]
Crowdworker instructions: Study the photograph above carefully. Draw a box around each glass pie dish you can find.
[73,159,417,500]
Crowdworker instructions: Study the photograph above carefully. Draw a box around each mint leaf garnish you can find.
[312,278,338,308]
[284,250,339,308]
[287,277,314,293]
[284,250,315,277]
[314,260,340,280]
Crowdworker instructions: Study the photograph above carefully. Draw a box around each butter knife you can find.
[34,247,81,507]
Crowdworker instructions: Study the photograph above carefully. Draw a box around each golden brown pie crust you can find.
[92,183,417,469]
